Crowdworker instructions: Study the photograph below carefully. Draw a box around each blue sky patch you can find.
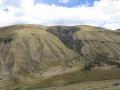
[35,0,100,7]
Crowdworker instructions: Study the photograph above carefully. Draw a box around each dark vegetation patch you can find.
[82,53,120,71]
[47,26,79,49]
[0,38,13,44]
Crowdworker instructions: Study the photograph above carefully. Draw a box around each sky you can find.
[0,0,120,29]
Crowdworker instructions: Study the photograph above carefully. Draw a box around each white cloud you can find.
[0,1,2,5]
[59,0,70,4]
[0,0,120,30]
[20,0,34,8]
[0,9,16,26]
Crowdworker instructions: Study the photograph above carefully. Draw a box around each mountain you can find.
[0,24,120,90]
[116,29,120,32]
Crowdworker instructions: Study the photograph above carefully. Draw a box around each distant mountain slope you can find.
[47,25,120,69]
[0,24,120,89]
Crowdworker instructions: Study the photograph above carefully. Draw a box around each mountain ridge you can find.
[0,24,120,89]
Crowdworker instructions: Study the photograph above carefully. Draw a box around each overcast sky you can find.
[0,0,120,29]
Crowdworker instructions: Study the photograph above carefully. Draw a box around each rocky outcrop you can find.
[47,26,80,49]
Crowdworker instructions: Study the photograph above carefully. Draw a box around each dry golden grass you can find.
[0,24,120,90]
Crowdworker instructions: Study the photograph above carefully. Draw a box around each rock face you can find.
[47,26,79,49]
[0,24,120,87]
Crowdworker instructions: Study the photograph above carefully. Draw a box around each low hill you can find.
[0,25,74,80]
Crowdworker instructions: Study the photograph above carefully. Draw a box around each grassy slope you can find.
[49,79,120,90]
[0,24,120,90]
[73,26,120,66]
[0,25,74,80]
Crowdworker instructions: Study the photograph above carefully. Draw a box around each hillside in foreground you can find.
[0,24,120,90]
